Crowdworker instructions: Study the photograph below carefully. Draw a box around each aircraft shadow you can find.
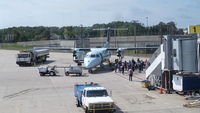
[39,74,63,77]
[91,66,114,74]
[41,60,55,65]
[92,105,125,113]
[66,73,89,77]
[18,60,55,67]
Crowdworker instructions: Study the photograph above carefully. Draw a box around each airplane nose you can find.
[84,60,88,67]
[84,58,91,68]
[84,58,97,69]
[84,60,92,68]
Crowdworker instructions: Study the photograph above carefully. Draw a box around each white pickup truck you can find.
[74,83,116,113]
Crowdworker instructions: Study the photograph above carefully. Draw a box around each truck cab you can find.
[74,83,116,113]
[16,52,32,66]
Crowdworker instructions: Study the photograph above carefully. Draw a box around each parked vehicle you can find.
[74,82,116,113]
[16,49,49,66]
[38,65,58,76]
[65,66,82,76]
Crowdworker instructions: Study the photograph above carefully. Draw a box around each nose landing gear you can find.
[88,69,93,73]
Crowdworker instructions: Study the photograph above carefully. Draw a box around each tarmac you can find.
[0,50,199,113]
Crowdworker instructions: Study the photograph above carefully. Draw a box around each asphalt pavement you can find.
[0,50,199,113]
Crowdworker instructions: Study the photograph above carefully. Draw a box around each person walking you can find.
[117,63,121,73]
[121,64,125,75]
[128,68,133,81]
[114,63,118,73]
[124,60,127,71]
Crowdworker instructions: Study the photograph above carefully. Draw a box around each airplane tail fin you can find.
[103,27,110,48]
[103,41,110,48]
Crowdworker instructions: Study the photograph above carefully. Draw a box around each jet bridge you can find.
[146,35,199,93]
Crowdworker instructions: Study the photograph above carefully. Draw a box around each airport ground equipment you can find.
[141,80,150,88]
[36,27,158,73]
[146,35,200,94]
[183,99,200,108]
[74,82,116,113]
[173,74,200,93]
[38,65,58,76]
[64,66,82,76]
[16,49,49,66]
[185,95,200,100]
[73,49,85,65]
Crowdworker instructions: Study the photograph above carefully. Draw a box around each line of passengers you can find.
[114,58,149,74]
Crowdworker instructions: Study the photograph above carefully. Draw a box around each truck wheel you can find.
[31,62,36,66]
[44,57,47,62]
[85,107,89,113]
[30,62,34,66]
[65,72,69,76]
[78,63,82,66]
[88,69,93,73]
[50,71,55,76]
[76,99,80,107]
[40,73,44,76]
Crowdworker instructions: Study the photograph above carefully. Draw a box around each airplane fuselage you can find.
[84,48,111,69]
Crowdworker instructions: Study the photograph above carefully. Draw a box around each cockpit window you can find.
[90,54,95,57]
[86,54,100,58]
[86,54,90,57]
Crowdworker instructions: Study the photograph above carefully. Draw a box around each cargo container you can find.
[173,74,200,92]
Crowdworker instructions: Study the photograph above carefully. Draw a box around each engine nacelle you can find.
[73,50,77,57]
[117,48,125,58]
[72,49,85,64]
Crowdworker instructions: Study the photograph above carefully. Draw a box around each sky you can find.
[0,0,199,28]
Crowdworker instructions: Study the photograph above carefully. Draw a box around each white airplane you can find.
[41,40,157,73]
[83,43,111,72]
[37,28,158,73]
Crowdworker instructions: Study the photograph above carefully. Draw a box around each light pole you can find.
[133,20,139,54]
[80,24,83,48]
[146,17,148,27]
[134,22,136,54]
[146,17,149,35]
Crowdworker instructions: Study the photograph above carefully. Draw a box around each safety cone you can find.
[160,88,163,94]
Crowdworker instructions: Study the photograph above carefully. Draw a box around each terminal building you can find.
[76,35,161,48]
[2,35,161,50]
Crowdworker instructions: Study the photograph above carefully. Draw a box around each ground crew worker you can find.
[121,64,125,74]
[124,60,127,70]
[118,63,121,73]
[128,68,133,81]
[114,63,118,73]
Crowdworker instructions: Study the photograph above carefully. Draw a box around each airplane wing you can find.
[34,47,91,51]
[35,47,158,51]
[106,47,158,51]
